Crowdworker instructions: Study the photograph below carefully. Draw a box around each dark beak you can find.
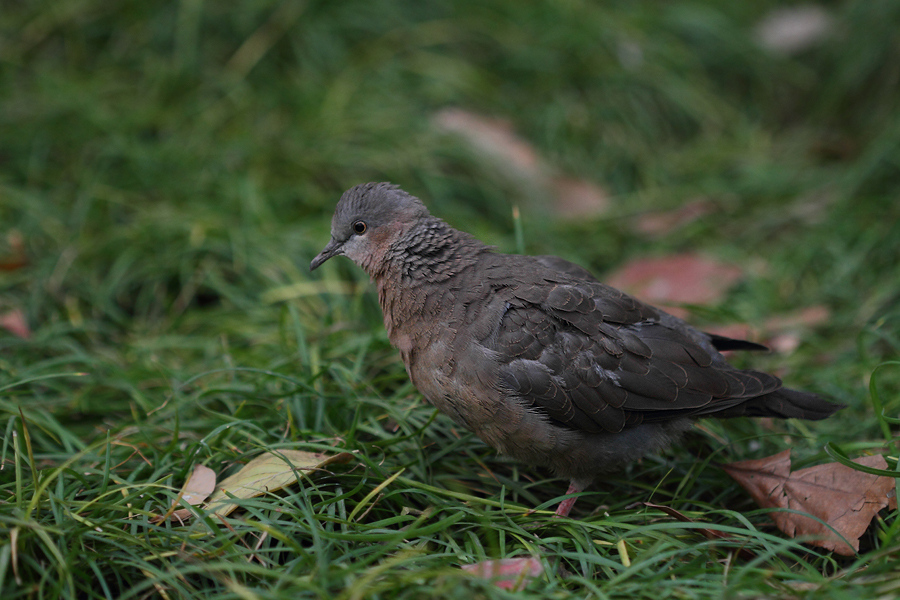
[310,238,344,271]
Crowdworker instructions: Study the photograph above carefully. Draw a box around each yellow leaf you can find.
[206,450,354,517]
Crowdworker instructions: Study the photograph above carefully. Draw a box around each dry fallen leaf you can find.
[206,450,354,517]
[151,464,217,524]
[762,305,832,354]
[755,5,833,55]
[461,557,544,591]
[433,108,543,178]
[704,305,832,355]
[0,230,27,271]
[634,199,717,237]
[0,308,30,339]
[178,464,217,504]
[723,450,898,555]
[550,176,609,218]
[605,253,743,318]
[433,108,609,218]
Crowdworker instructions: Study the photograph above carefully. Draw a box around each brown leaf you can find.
[723,450,898,555]
[433,109,542,177]
[461,557,543,591]
[634,200,717,237]
[151,465,217,524]
[0,230,27,271]
[0,309,30,339]
[704,305,831,355]
[551,176,609,218]
[763,305,832,354]
[433,108,609,218]
[605,253,743,318]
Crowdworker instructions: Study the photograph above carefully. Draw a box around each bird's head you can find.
[310,182,431,275]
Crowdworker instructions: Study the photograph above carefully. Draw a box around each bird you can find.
[310,182,844,517]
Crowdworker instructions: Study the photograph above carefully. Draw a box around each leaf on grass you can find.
[433,109,542,177]
[634,199,717,237]
[605,253,743,318]
[644,502,756,559]
[755,5,833,55]
[0,308,30,339]
[433,108,609,218]
[179,464,217,504]
[549,176,609,219]
[206,450,354,517]
[723,450,898,555]
[705,305,831,355]
[151,464,217,524]
[761,305,831,354]
[461,557,543,591]
[0,230,27,271]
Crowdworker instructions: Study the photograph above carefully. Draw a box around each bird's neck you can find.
[372,217,488,340]
[380,217,488,285]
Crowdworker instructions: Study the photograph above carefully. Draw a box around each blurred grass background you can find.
[1,0,899,598]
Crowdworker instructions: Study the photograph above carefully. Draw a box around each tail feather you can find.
[714,387,845,420]
[706,332,769,352]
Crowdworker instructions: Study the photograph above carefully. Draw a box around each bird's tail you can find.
[716,387,845,420]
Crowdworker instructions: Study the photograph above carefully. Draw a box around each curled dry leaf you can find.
[206,450,355,517]
[461,557,544,591]
[151,465,217,524]
[723,450,898,555]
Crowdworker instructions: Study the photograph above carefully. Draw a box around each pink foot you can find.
[554,481,583,518]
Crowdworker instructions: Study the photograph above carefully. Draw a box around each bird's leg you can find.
[554,481,583,518]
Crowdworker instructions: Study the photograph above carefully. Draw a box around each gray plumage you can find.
[311,182,843,516]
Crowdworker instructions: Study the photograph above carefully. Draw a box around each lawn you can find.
[1,1,899,598]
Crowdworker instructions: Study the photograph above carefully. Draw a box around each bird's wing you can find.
[485,259,781,433]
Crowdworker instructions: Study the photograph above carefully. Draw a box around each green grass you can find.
[1,0,899,598]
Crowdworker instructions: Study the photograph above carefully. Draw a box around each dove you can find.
[311,182,843,517]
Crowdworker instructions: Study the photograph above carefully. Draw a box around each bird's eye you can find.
[352,220,367,234]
